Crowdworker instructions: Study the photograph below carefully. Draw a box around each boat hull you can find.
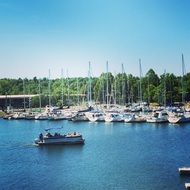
[36,140,85,145]
[168,116,190,124]
[35,134,85,145]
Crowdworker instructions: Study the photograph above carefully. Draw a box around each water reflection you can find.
[38,144,84,151]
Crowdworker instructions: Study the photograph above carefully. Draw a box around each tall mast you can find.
[48,69,51,107]
[139,59,142,103]
[102,75,105,104]
[23,78,26,111]
[114,73,117,105]
[61,68,64,107]
[28,88,31,111]
[106,61,109,109]
[147,74,150,104]
[88,62,92,107]
[77,77,79,105]
[67,69,70,105]
[163,70,166,107]
[127,75,130,104]
[122,63,126,105]
[181,54,186,104]
[38,78,41,112]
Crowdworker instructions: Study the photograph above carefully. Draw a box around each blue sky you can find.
[0,0,189,78]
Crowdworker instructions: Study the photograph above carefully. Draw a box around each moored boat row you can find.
[3,108,190,124]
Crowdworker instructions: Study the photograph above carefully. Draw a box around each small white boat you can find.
[25,112,36,120]
[48,113,66,121]
[146,111,168,123]
[124,114,146,123]
[104,112,124,122]
[71,112,89,122]
[35,113,49,120]
[12,112,26,119]
[35,131,85,145]
[85,111,105,122]
[168,112,190,124]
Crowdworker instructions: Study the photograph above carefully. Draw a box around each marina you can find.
[0,0,190,189]
[2,104,190,125]
[1,119,190,190]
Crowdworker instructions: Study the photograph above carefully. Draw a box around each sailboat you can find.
[168,111,190,124]
[35,70,51,120]
[168,54,190,124]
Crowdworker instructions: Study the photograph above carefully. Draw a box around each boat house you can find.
[0,94,39,111]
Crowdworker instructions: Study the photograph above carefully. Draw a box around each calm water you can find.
[1,119,190,190]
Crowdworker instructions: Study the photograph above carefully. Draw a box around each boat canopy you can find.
[45,126,63,131]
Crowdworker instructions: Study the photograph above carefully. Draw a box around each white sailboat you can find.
[104,112,124,122]
[124,113,146,123]
[168,112,190,124]
[146,111,168,123]
[85,111,105,122]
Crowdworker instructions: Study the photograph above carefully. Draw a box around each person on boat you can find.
[39,133,43,141]
[54,132,60,136]
[46,132,52,137]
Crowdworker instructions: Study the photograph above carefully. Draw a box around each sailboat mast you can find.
[122,63,126,105]
[127,75,130,104]
[23,78,26,111]
[38,78,41,112]
[61,69,64,107]
[147,74,150,104]
[67,69,70,105]
[114,73,117,105]
[48,69,51,107]
[88,62,92,107]
[106,61,109,109]
[77,77,79,105]
[139,59,142,103]
[181,54,185,104]
[102,75,105,104]
[163,70,166,107]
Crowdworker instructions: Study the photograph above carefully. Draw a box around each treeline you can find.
[0,69,190,107]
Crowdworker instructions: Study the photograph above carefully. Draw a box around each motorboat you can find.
[85,111,105,122]
[25,112,36,120]
[104,112,124,122]
[48,113,66,121]
[35,131,85,145]
[12,112,26,119]
[146,111,168,123]
[124,113,146,123]
[35,113,49,120]
[71,112,89,122]
[168,112,190,124]
[3,114,13,120]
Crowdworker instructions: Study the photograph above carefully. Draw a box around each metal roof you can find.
[0,94,39,99]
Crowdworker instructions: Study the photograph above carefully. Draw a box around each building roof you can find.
[0,94,39,99]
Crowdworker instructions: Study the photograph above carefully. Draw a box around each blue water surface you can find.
[0,119,190,190]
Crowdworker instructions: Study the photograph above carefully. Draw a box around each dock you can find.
[179,167,190,175]
[185,183,190,189]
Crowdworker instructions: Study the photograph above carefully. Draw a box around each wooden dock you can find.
[179,167,190,175]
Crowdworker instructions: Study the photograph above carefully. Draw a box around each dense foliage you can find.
[0,69,189,108]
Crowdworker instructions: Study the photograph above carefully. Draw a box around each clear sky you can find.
[0,0,189,79]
